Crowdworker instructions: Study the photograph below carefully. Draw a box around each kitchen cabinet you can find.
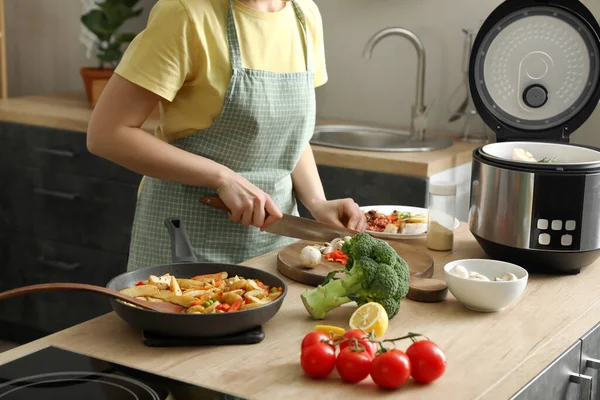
[0,121,141,342]
[510,341,591,400]
[581,322,600,399]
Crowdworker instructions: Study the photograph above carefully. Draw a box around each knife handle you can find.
[200,196,231,213]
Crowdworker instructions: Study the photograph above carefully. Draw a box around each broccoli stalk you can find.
[300,278,352,319]
[300,233,410,320]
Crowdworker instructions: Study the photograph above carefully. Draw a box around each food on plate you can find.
[315,325,346,337]
[364,209,428,234]
[300,233,410,320]
[120,272,283,314]
[405,340,447,384]
[300,329,447,389]
[449,265,519,282]
[512,148,558,163]
[300,245,322,268]
[349,302,389,338]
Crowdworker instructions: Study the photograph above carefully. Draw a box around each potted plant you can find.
[80,0,143,105]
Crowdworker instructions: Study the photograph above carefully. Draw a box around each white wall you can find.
[4,0,600,147]
[4,0,153,97]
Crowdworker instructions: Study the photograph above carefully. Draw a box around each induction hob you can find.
[0,346,245,399]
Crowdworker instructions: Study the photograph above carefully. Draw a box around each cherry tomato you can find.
[339,329,377,359]
[370,350,411,389]
[301,332,332,352]
[406,340,447,384]
[301,343,336,379]
[335,347,372,383]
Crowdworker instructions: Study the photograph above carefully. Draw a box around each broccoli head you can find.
[301,233,410,320]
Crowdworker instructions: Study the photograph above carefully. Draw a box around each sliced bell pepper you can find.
[228,298,243,312]
[135,281,145,286]
[325,250,348,265]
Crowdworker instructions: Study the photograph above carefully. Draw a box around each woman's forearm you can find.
[88,124,230,188]
[291,144,327,211]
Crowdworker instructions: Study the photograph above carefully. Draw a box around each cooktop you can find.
[0,346,245,399]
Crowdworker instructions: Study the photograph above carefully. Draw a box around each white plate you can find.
[360,205,460,240]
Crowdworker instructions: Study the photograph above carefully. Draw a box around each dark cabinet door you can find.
[297,165,427,219]
[1,166,138,254]
[5,233,128,335]
[0,121,141,184]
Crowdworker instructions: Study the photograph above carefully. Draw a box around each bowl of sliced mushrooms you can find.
[443,259,528,312]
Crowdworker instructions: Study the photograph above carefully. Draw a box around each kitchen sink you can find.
[310,124,453,152]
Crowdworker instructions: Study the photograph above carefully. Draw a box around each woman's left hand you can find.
[309,198,367,232]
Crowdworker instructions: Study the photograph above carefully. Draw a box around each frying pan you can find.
[105,218,288,338]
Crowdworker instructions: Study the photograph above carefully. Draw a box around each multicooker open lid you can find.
[469,0,600,143]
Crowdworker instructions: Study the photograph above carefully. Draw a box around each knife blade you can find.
[200,196,360,242]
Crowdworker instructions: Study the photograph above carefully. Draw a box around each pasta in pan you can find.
[120,272,283,314]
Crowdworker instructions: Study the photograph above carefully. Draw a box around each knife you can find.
[200,196,360,242]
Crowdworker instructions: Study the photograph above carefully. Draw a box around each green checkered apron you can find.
[126,0,315,270]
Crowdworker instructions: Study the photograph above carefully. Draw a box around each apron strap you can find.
[226,0,313,73]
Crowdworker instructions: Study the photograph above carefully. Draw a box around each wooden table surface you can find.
[0,93,480,177]
[1,223,600,399]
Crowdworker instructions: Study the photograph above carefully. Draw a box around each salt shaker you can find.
[426,181,457,251]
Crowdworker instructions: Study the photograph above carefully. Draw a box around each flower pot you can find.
[80,67,114,106]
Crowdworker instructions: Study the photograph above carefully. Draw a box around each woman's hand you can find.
[308,198,367,232]
[216,171,283,230]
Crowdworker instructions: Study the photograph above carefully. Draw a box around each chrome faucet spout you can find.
[364,27,428,140]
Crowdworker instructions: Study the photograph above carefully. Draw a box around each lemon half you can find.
[349,302,388,338]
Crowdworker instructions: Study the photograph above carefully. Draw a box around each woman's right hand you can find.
[216,171,283,230]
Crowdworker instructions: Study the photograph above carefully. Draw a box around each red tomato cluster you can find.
[300,329,447,390]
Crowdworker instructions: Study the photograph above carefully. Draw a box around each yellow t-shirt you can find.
[115,0,327,143]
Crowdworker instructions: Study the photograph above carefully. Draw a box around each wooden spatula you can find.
[0,283,185,313]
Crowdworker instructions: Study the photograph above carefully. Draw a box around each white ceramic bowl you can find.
[443,259,528,312]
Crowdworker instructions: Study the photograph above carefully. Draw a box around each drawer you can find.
[4,233,127,334]
[8,233,127,285]
[0,121,141,185]
[0,166,138,253]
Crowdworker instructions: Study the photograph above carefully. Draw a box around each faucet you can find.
[364,28,431,141]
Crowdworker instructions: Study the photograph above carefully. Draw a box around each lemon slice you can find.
[349,302,388,338]
[315,325,345,337]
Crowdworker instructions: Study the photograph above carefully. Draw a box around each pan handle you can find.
[164,218,198,264]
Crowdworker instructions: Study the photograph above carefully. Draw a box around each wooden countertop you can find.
[1,224,600,399]
[0,93,480,177]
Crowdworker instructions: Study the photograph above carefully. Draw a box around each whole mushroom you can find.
[300,246,322,269]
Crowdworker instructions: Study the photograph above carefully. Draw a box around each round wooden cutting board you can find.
[277,240,447,303]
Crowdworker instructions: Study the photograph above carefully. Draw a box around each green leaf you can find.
[321,269,345,286]
[115,32,136,45]
[81,10,112,42]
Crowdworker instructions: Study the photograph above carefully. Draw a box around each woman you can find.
[87,0,366,270]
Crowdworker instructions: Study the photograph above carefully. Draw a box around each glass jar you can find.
[426,181,457,251]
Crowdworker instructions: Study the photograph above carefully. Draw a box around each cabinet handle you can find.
[33,147,75,158]
[33,188,79,201]
[584,358,600,370]
[570,374,593,400]
[37,257,81,271]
